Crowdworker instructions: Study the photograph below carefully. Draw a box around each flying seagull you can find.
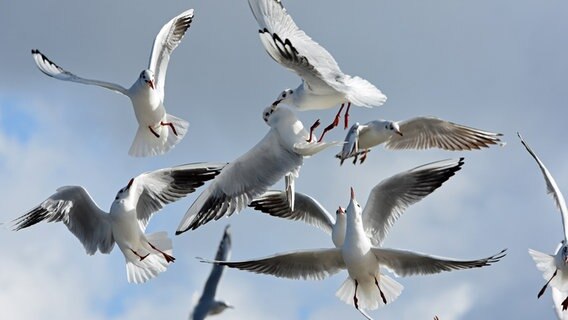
[519,133,568,310]
[190,225,234,320]
[31,9,194,157]
[176,105,338,234]
[204,188,505,319]
[248,0,387,142]
[13,162,225,283]
[337,117,504,165]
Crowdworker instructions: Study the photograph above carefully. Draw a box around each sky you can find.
[1,0,568,319]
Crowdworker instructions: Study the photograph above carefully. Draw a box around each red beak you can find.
[148,80,155,90]
[350,187,355,199]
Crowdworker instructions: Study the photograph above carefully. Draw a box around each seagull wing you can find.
[13,186,114,255]
[147,9,194,100]
[386,117,504,151]
[373,247,506,277]
[249,190,334,234]
[198,225,232,305]
[31,49,128,96]
[201,248,344,280]
[518,133,568,241]
[133,162,225,230]
[363,158,464,246]
[177,130,304,233]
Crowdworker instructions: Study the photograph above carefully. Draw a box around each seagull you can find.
[248,0,387,142]
[191,225,234,320]
[31,9,194,157]
[519,133,568,310]
[250,158,465,247]
[176,105,338,234]
[203,188,506,319]
[12,162,225,284]
[336,117,504,165]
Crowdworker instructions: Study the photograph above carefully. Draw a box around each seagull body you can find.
[337,117,504,165]
[553,286,568,319]
[13,163,225,283]
[250,158,465,247]
[176,105,338,234]
[519,133,568,309]
[31,9,194,157]
[248,0,387,140]
[207,186,505,319]
[191,225,233,320]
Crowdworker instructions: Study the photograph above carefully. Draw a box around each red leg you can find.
[148,242,176,263]
[562,296,568,310]
[307,119,321,142]
[344,102,351,129]
[160,121,178,136]
[148,126,160,138]
[130,249,149,261]
[359,149,368,164]
[318,104,345,142]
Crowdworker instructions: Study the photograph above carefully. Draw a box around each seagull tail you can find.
[529,248,568,291]
[128,114,189,157]
[344,76,387,108]
[124,231,173,284]
[293,140,342,157]
[335,273,403,311]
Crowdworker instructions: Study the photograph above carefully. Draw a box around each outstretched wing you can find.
[13,186,114,255]
[201,248,344,280]
[198,225,232,305]
[31,49,128,95]
[373,247,506,277]
[147,9,194,100]
[518,132,568,241]
[363,158,464,246]
[386,117,504,151]
[133,162,225,230]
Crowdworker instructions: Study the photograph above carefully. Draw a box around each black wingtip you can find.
[175,230,185,236]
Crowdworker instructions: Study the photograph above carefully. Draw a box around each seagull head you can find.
[139,70,156,90]
[346,187,363,219]
[561,241,568,264]
[114,178,135,202]
[336,206,345,216]
[272,89,294,106]
[386,121,403,136]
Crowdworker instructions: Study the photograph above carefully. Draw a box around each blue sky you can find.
[1,0,568,319]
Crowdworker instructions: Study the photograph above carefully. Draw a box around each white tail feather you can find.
[336,273,403,311]
[124,232,173,284]
[293,140,341,157]
[344,76,387,108]
[128,114,189,157]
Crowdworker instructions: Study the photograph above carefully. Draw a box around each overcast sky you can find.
[1,0,568,319]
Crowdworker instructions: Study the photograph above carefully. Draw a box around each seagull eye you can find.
[264,112,270,118]
[283,93,287,98]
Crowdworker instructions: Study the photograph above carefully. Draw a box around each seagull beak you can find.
[148,80,155,90]
[350,187,355,199]
[395,128,403,136]
[337,206,345,215]
[565,256,568,264]
[126,178,134,190]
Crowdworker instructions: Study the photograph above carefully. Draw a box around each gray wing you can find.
[12,186,114,255]
[249,190,334,234]
[248,0,342,93]
[133,162,226,230]
[363,158,464,246]
[197,225,232,306]
[201,248,344,280]
[176,131,303,234]
[147,9,194,100]
[31,49,128,96]
[373,247,506,277]
[518,133,568,241]
[386,117,504,150]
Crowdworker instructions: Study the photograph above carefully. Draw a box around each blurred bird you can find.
[337,117,504,165]
[176,105,338,234]
[13,163,224,283]
[31,9,194,157]
[250,158,465,247]
[203,188,506,319]
[248,0,387,142]
[519,133,568,310]
[191,225,234,320]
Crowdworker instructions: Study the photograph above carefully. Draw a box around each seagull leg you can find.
[374,277,388,304]
[148,126,160,138]
[562,296,568,310]
[353,280,359,310]
[148,242,176,263]
[307,119,321,142]
[318,104,345,142]
[538,268,558,298]
[343,102,351,129]
[160,121,178,136]
[130,249,149,261]
[359,149,369,164]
